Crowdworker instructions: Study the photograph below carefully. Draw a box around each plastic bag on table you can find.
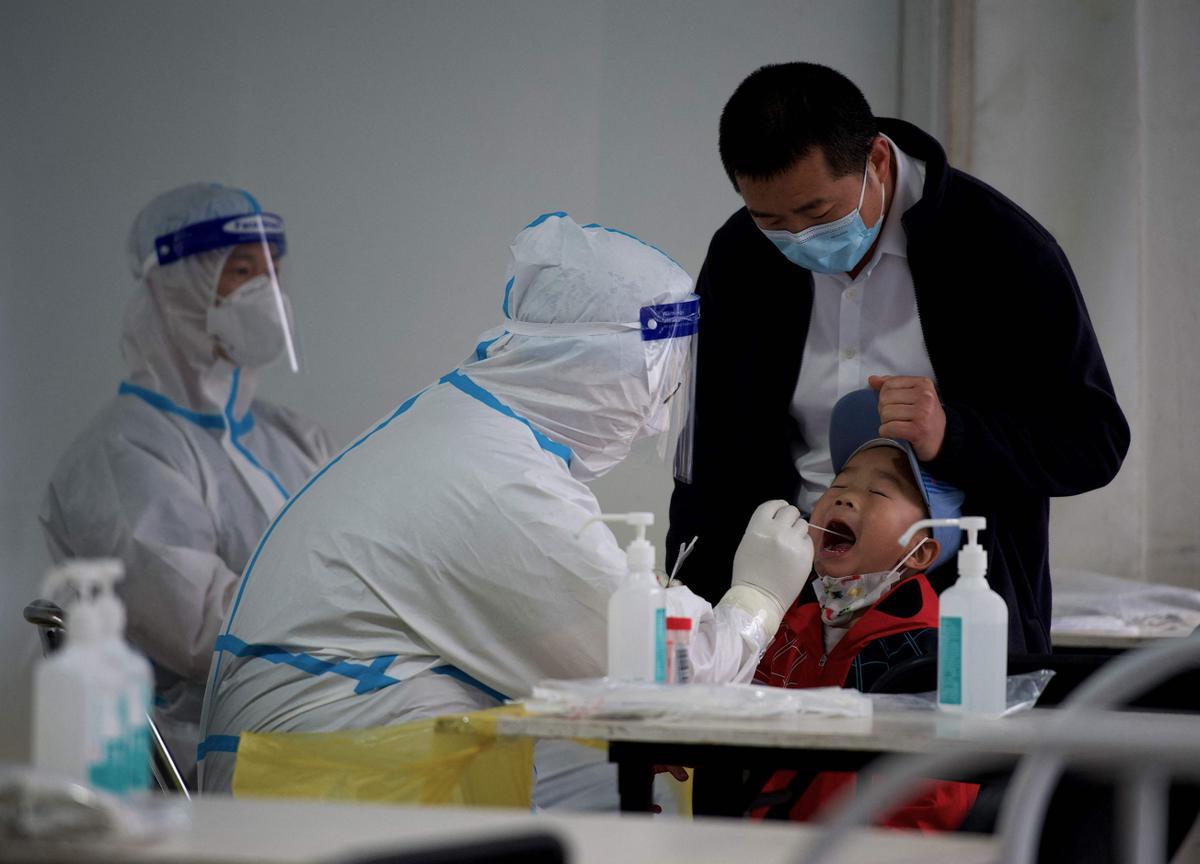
[231,705,532,808]
[1052,569,1200,637]
[869,669,1056,716]
[0,766,188,846]
[525,679,872,721]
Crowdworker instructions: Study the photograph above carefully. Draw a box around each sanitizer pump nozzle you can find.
[579,512,656,578]
[899,516,1007,716]
[579,512,667,683]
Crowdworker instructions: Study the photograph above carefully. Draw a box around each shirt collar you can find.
[829,135,925,286]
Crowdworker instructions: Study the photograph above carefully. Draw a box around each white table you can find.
[485,707,1200,812]
[1,795,998,864]
[1051,627,1192,649]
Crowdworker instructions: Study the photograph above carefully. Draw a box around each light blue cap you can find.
[829,388,965,573]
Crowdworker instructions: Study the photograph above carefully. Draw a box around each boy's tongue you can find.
[821,519,857,556]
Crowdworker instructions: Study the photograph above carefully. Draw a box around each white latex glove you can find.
[720,500,814,637]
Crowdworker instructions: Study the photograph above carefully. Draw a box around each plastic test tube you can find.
[665,616,693,684]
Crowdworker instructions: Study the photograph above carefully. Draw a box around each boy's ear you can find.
[907,536,940,572]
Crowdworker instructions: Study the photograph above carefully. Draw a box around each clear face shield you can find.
[641,294,700,483]
[153,212,300,372]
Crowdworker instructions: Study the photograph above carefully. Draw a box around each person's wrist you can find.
[719,584,785,636]
[924,402,963,479]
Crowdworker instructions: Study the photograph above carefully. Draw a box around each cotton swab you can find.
[809,523,854,542]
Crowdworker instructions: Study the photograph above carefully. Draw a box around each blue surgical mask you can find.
[759,162,885,274]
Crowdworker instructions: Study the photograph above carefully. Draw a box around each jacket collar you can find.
[878,118,951,245]
[793,571,939,663]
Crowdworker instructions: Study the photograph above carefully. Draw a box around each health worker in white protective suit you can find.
[40,183,334,787]
[198,212,814,807]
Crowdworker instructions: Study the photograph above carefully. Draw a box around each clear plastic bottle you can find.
[32,561,129,794]
[900,517,1008,716]
[665,616,693,684]
[580,512,667,683]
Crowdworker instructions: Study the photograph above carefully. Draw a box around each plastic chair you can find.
[23,598,190,798]
[868,650,1199,861]
[800,634,1200,864]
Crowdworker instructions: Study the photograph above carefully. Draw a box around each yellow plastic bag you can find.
[231,706,533,808]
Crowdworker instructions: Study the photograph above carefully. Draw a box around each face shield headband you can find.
[151,212,287,268]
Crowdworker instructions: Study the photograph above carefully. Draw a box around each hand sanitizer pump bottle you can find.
[900,517,1008,716]
[579,512,666,683]
[32,561,128,794]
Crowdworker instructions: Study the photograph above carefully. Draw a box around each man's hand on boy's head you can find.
[868,374,946,461]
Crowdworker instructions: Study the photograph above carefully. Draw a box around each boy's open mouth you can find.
[821,519,857,555]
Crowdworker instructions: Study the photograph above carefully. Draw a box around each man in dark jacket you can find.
[666,62,1129,654]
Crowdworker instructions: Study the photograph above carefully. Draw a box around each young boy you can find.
[747,388,977,830]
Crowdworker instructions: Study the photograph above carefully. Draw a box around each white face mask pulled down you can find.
[812,536,929,630]
[206,275,292,369]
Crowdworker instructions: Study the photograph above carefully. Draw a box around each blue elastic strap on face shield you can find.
[153,212,288,267]
[640,297,699,341]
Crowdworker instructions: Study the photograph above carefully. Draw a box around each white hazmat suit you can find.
[39,184,333,785]
[198,213,812,804]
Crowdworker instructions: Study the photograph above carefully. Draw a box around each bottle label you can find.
[654,608,667,683]
[939,616,963,705]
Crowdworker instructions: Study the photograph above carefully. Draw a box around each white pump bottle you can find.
[899,517,1007,716]
[33,561,129,793]
[579,512,666,683]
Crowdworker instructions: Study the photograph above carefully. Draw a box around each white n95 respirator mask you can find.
[206,275,292,369]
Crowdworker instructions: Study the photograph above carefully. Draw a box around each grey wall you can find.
[5,0,1195,765]
[969,0,1200,585]
[0,0,902,763]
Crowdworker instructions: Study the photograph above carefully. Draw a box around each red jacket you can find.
[749,574,978,831]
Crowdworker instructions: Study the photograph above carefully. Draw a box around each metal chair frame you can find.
[797,633,1200,864]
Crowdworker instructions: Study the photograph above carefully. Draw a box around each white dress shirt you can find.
[792,136,936,512]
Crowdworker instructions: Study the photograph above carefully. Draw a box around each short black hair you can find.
[718,62,878,187]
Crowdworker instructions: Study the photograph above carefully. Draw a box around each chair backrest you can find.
[23,599,66,656]
[865,655,935,695]
[867,652,1118,707]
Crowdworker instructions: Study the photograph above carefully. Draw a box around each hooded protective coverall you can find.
[198,213,812,806]
[39,183,333,785]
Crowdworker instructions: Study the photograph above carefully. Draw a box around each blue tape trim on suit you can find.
[439,370,572,466]
[431,665,510,703]
[581,222,682,269]
[118,381,225,429]
[475,333,504,361]
[214,635,401,695]
[212,385,430,696]
[523,211,568,230]
[501,277,515,318]
[196,734,240,762]
[224,368,290,500]
[119,379,258,440]
[237,188,262,214]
